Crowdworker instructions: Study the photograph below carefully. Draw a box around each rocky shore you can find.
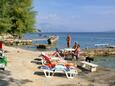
[81,47,115,57]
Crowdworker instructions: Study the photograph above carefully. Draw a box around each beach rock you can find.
[81,48,115,57]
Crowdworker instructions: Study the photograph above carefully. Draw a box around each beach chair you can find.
[65,69,78,79]
[40,65,53,77]
[0,50,7,70]
[52,64,78,79]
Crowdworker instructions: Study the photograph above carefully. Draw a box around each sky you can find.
[32,0,115,32]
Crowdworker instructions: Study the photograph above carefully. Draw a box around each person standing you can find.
[66,35,71,48]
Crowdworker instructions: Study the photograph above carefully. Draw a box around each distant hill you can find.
[106,30,115,32]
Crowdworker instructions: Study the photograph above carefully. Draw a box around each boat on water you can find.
[35,35,59,49]
[47,35,59,44]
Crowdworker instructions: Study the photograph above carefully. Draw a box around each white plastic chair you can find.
[41,66,53,77]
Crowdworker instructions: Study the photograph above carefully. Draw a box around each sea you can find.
[23,32,115,70]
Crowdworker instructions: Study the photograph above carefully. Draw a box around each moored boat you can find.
[47,36,59,44]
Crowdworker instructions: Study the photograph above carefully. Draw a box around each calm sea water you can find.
[23,32,115,70]
[94,56,115,70]
[24,32,115,49]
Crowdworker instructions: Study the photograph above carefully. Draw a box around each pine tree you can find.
[0,0,36,38]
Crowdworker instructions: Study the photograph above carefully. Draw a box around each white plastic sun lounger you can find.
[52,65,78,79]
[40,66,53,77]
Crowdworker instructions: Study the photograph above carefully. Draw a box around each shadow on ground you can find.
[31,58,43,65]
[0,70,32,86]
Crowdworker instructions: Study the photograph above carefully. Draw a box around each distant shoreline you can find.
[35,31,115,33]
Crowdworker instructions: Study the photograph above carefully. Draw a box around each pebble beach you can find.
[0,45,115,86]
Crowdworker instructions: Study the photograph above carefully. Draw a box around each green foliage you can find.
[0,0,36,37]
[0,0,11,34]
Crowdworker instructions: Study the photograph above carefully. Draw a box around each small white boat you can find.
[47,36,59,44]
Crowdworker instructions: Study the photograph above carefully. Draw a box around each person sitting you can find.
[72,44,80,60]
[72,42,78,49]
[45,61,57,69]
